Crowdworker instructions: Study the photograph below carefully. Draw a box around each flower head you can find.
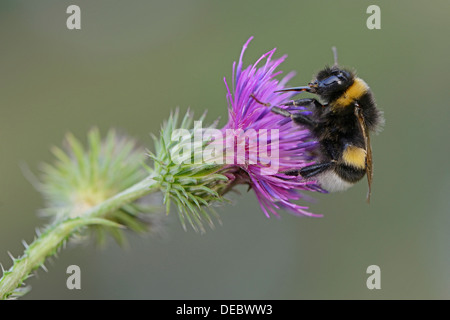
[222,37,325,217]
[149,109,230,233]
[37,128,163,243]
[142,37,327,231]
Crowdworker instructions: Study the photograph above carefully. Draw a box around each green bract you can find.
[149,109,230,233]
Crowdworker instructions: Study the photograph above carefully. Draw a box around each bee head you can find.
[310,67,354,102]
[273,48,356,104]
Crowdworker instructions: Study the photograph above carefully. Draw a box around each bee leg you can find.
[250,94,271,107]
[291,113,317,128]
[270,106,292,117]
[282,169,302,176]
[282,98,325,109]
[251,94,319,128]
[299,161,336,178]
[281,161,335,177]
[271,107,317,129]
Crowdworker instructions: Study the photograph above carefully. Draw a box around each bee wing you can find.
[354,105,373,203]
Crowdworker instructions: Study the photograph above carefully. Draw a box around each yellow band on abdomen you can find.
[342,145,366,169]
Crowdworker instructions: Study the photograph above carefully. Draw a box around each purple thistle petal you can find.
[222,37,326,218]
[236,36,254,84]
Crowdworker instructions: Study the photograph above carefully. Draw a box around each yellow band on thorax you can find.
[333,77,368,108]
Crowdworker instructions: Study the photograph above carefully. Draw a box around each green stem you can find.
[0,176,159,300]
[84,177,159,218]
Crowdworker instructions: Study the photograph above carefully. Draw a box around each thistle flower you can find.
[37,128,163,243]
[152,37,326,223]
[0,37,329,300]
[148,110,230,233]
[221,37,325,217]
[0,130,165,299]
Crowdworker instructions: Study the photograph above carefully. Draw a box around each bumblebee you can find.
[253,48,384,202]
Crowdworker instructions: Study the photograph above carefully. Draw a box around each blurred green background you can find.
[1,0,449,299]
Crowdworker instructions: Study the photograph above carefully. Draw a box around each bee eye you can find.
[322,75,340,86]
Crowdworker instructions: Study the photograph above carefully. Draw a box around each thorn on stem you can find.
[40,264,48,273]
[21,240,29,249]
[7,251,15,262]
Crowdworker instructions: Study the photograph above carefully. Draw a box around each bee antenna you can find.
[331,46,338,67]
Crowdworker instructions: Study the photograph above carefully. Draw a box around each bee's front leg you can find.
[282,98,325,109]
[271,107,317,129]
[250,94,321,129]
